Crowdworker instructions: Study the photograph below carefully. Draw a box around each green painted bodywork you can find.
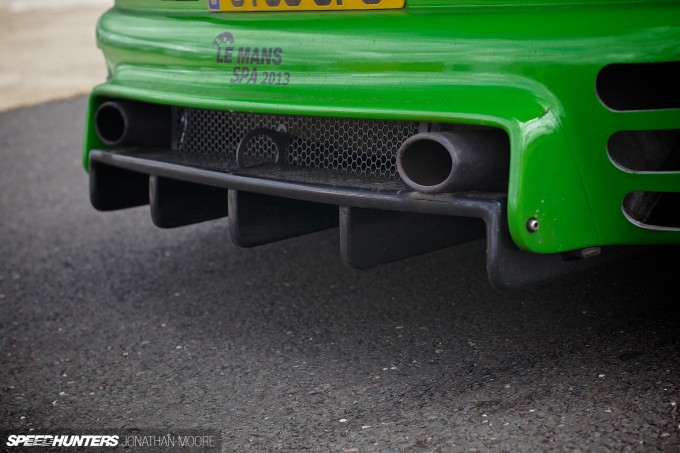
[84,0,680,253]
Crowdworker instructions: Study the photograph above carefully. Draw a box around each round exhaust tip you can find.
[397,133,456,194]
[94,102,127,146]
[397,130,510,194]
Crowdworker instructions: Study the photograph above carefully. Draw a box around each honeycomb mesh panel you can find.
[174,108,420,181]
[241,134,279,167]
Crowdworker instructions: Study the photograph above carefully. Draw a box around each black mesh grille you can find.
[174,108,420,181]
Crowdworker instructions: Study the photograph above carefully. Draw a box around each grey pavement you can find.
[0,0,110,112]
[1,98,679,451]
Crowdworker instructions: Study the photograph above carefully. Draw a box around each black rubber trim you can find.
[340,207,485,269]
[90,150,495,217]
[150,175,229,229]
[228,190,338,247]
[90,149,640,289]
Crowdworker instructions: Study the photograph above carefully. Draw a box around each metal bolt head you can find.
[527,217,540,233]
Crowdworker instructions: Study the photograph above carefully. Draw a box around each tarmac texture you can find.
[1,98,679,451]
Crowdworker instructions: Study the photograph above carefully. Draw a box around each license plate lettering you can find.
[209,0,403,12]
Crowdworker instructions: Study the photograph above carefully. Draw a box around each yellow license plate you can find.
[208,0,404,12]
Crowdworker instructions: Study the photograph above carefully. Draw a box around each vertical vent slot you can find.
[608,129,680,172]
[596,61,680,111]
[624,191,680,230]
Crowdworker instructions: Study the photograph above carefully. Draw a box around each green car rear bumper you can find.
[84,0,680,285]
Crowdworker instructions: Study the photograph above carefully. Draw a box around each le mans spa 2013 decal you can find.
[212,32,291,86]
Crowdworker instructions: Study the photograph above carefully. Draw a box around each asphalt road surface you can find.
[1,98,679,452]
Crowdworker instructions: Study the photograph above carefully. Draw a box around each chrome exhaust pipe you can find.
[396,130,509,193]
[94,100,171,147]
